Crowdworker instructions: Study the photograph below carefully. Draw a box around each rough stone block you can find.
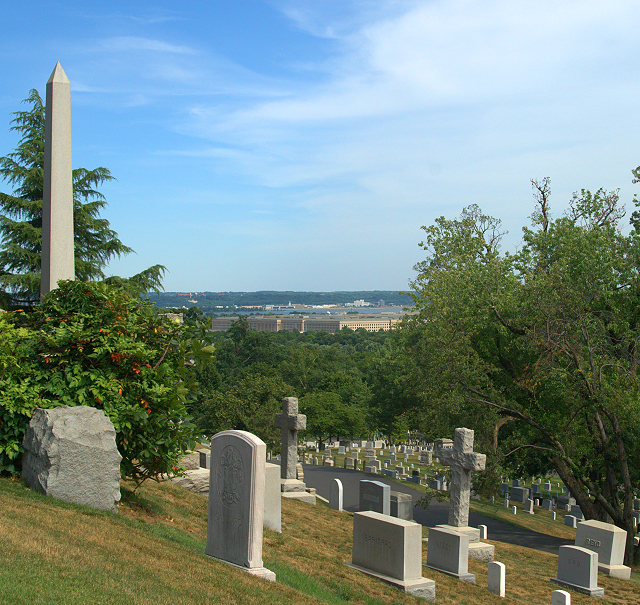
[22,406,121,513]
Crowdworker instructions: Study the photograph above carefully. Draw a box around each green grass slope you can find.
[0,476,638,605]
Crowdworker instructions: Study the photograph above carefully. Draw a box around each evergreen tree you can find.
[0,90,164,305]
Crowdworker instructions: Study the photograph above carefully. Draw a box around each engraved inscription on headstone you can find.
[205,430,275,581]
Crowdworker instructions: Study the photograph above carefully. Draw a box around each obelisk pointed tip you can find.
[47,61,69,85]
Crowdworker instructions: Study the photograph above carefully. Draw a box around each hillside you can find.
[0,476,638,604]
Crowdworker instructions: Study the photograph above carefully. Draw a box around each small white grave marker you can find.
[488,561,505,597]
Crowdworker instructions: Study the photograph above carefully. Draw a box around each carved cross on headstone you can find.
[274,397,306,481]
[441,428,486,527]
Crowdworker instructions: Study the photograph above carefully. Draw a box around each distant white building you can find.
[345,299,370,307]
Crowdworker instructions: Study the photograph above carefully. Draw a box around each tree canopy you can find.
[0,280,209,483]
[404,175,640,565]
[0,90,164,305]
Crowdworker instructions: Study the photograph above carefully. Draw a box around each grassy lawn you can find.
[0,474,638,604]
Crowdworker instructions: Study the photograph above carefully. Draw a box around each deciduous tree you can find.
[406,178,640,565]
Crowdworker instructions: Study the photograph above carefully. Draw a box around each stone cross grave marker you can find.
[274,396,305,481]
[205,430,275,581]
[274,396,306,490]
[440,428,486,528]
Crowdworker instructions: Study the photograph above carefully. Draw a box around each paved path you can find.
[303,465,571,555]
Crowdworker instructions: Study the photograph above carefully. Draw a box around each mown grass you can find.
[1,475,638,605]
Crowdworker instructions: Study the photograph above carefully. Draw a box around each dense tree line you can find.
[187,318,416,450]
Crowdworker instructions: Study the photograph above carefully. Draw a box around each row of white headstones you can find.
[206,414,631,602]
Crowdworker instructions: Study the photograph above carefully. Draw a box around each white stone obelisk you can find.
[41,61,74,298]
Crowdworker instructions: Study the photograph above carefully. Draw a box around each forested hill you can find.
[148,290,414,309]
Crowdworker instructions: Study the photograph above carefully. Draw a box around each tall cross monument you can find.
[41,61,75,298]
[441,427,486,528]
[274,397,315,504]
[274,397,306,485]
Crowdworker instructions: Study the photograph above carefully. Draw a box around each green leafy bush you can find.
[1,280,203,482]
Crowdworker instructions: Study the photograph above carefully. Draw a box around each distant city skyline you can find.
[1,1,639,291]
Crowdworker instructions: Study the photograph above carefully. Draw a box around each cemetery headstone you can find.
[390,491,413,520]
[205,430,276,581]
[264,462,282,532]
[436,427,493,561]
[551,590,571,605]
[22,406,121,513]
[348,511,436,601]
[274,397,305,487]
[575,519,630,580]
[565,515,577,528]
[330,478,343,512]
[425,526,475,583]
[511,486,529,503]
[551,545,604,597]
[359,480,390,515]
[570,505,584,521]
[488,561,505,597]
[199,450,211,469]
[274,397,315,503]
[439,428,486,530]
[525,499,534,514]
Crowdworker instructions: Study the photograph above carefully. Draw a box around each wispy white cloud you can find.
[97,36,198,54]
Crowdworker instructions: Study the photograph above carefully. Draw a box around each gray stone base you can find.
[468,542,495,562]
[207,556,276,582]
[281,478,306,493]
[435,524,480,543]
[170,468,210,495]
[346,563,436,602]
[598,563,631,580]
[282,491,316,505]
[424,563,475,584]
[550,578,604,598]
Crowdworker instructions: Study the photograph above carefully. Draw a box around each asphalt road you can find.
[303,465,572,555]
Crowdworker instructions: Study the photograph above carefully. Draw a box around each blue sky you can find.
[1,1,639,292]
